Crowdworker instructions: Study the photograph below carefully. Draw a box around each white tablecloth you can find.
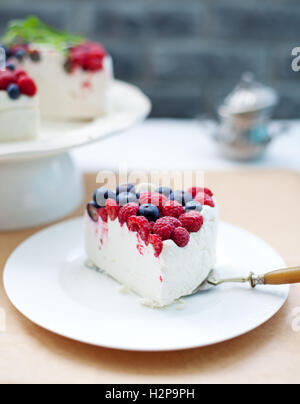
[72,119,300,173]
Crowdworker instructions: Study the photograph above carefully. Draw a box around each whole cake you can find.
[85,184,218,307]
[3,16,113,120]
[0,62,39,142]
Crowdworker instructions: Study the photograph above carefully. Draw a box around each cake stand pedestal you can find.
[0,153,83,231]
[0,80,151,231]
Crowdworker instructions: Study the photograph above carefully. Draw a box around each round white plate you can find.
[3,218,289,351]
[0,80,151,161]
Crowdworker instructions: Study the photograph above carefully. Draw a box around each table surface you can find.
[1,170,300,384]
[72,119,300,173]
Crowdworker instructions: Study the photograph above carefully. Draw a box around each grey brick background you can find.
[1,0,300,119]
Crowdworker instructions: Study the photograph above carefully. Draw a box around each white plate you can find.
[0,80,151,161]
[3,218,289,351]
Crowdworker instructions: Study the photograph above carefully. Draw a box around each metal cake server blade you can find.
[192,266,300,295]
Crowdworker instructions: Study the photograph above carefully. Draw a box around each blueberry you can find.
[156,186,173,198]
[116,183,135,195]
[138,204,159,222]
[14,49,26,61]
[93,187,116,207]
[6,63,15,71]
[185,201,203,213]
[117,192,138,206]
[170,191,193,206]
[30,50,41,62]
[7,84,20,100]
[87,201,99,222]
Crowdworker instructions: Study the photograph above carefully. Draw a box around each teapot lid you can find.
[219,72,279,115]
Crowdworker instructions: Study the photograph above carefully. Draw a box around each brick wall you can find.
[1,0,300,119]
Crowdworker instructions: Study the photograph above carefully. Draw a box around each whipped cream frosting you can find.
[85,199,218,307]
[0,91,39,142]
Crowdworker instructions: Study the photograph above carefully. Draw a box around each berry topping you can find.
[105,199,120,221]
[127,216,152,243]
[185,201,203,213]
[172,227,190,247]
[188,187,213,197]
[170,190,193,206]
[6,63,15,71]
[98,207,108,223]
[161,216,182,228]
[195,192,215,208]
[118,203,139,225]
[138,204,159,222]
[148,234,163,258]
[156,186,173,198]
[139,192,168,211]
[117,192,139,206]
[14,48,26,61]
[29,50,41,62]
[116,183,135,195]
[87,201,99,222]
[7,83,20,100]
[0,71,16,90]
[93,187,116,207]
[153,218,175,241]
[162,200,185,219]
[17,76,37,97]
[14,68,27,79]
[179,212,204,233]
[68,42,107,73]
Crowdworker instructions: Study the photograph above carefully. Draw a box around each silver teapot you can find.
[215,72,281,160]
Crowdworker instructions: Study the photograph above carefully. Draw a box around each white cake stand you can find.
[0,80,151,231]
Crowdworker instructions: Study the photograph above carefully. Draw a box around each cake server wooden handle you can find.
[263,267,300,285]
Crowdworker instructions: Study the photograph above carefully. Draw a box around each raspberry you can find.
[17,76,37,97]
[188,187,214,198]
[97,207,108,223]
[162,200,185,218]
[0,71,16,90]
[179,212,204,233]
[148,234,163,258]
[14,68,27,79]
[153,218,175,241]
[172,227,190,247]
[70,42,107,72]
[105,199,119,221]
[159,216,182,228]
[118,203,139,225]
[139,192,168,210]
[127,216,152,243]
[195,192,215,208]
[83,53,104,71]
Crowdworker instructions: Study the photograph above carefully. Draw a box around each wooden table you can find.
[1,171,300,384]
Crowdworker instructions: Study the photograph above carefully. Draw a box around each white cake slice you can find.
[85,185,218,307]
[0,66,39,142]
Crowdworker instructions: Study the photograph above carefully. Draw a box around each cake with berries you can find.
[85,183,218,308]
[2,16,113,120]
[0,63,39,142]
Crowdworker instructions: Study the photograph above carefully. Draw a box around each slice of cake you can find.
[85,184,218,307]
[3,16,113,121]
[0,63,39,142]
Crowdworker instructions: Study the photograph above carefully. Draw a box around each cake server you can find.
[194,266,300,293]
